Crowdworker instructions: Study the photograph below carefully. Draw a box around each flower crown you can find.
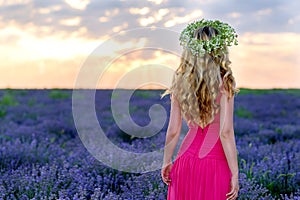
[179,19,238,56]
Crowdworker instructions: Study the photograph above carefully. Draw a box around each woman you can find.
[161,19,240,200]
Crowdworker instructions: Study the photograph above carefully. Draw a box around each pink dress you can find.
[167,90,232,200]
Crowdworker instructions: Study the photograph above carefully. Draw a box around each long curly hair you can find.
[161,26,239,127]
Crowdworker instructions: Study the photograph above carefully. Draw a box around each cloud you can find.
[230,32,300,88]
[147,0,164,5]
[197,0,300,33]
[255,8,272,16]
[104,8,120,17]
[164,10,203,28]
[0,0,300,89]
[59,16,81,26]
[112,22,128,32]
[0,0,299,40]
[288,15,300,25]
[0,19,99,60]
[0,0,32,6]
[64,0,90,10]
[137,8,169,26]
[227,12,241,19]
[99,16,109,23]
[36,5,62,14]
[129,7,150,15]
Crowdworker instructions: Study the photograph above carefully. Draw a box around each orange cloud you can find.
[230,32,300,88]
[59,17,82,26]
[0,18,299,89]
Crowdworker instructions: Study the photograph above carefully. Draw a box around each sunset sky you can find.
[0,0,299,89]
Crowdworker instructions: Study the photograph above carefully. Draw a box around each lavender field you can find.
[0,89,299,200]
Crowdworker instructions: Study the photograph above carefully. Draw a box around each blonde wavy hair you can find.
[162,26,239,127]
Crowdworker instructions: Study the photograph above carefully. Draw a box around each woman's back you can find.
[176,88,224,159]
[167,89,233,200]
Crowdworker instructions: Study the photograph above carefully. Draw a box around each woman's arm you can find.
[219,93,239,199]
[219,94,239,177]
[162,93,182,167]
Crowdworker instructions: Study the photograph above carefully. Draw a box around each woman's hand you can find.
[226,175,239,200]
[161,162,173,185]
